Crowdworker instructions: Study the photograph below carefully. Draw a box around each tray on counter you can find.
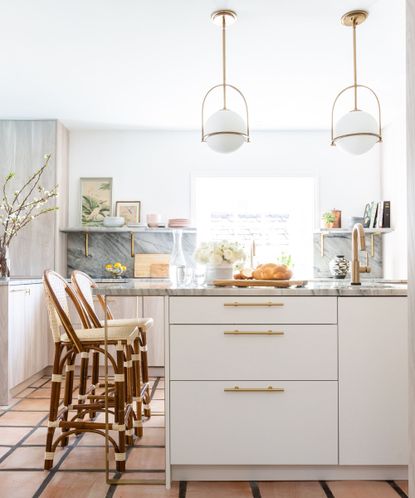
[213,279,308,288]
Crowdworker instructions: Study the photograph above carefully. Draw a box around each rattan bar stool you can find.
[71,270,153,418]
[43,270,141,471]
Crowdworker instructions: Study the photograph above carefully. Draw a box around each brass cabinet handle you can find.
[224,385,285,393]
[10,288,30,295]
[224,330,284,336]
[224,302,284,307]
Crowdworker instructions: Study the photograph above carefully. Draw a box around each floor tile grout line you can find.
[31,415,95,497]
[387,480,409,498]
[0,378,51,416]
[320,480,335,498]
[0,412,51,466]
[0,374,165,492]
[250,481,262,498]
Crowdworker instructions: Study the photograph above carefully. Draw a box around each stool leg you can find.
[61,350,76,447]
[124,343,134,446]
[132,337,143,437]
[90,351,99,419]
[115,341,126,472]
[140,330,151,418]
[44,343,64,470]
[77,351,89,418]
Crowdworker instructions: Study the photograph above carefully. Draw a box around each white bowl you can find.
[103,216,125,227]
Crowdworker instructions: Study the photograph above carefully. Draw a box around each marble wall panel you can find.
[67,232,197,278]
[313,234,383,279]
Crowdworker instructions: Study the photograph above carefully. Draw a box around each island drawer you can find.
[169,296,337,324]
[170,324,337,380]
[170,380,338,465]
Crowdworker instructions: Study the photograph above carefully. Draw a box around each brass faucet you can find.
[351,223,371,285]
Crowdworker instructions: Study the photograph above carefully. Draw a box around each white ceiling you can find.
[0,0,405,130]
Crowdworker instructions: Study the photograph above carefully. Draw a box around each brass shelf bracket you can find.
[130,232,135,258]
[84,233,89,257]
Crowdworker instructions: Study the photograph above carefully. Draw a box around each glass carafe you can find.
[170,229,186,287]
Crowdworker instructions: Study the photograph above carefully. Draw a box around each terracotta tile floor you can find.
[0,374,409,497]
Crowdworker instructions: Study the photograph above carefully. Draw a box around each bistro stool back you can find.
[71,270,153,418]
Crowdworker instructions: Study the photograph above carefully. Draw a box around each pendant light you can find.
[331,10,382,155]
[201,10,250,153]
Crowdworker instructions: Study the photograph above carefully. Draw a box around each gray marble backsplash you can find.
[67,232,197,278]
[313,233,383,278]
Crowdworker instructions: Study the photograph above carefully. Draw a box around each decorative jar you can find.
[329,255,350,279]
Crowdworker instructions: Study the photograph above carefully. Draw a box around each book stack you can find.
[363,201,391,229]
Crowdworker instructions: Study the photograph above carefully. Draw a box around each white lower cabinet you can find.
[338,297,408,465]
[143,296,165,366]
[8,284,50,389]
[170,380,338,465]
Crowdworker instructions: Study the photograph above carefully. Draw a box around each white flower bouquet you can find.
[194,240,245,266]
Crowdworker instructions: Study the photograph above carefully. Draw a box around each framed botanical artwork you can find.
[80,177,112,226]
[115,201,141,225]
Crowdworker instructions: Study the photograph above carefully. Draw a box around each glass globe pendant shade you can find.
[204,109,246,153]
[334,109,379,155]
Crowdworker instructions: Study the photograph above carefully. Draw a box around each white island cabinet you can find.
[339,297,408,465]
[169,296,339,467]
[167,293,408,480]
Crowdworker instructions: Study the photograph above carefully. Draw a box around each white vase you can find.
[206,264,234,284]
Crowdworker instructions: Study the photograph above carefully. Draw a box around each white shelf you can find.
[60,226,196,233]
[314,228,393,235]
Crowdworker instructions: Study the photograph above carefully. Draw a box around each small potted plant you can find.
[322,211,336,229]
[105,262,127,278]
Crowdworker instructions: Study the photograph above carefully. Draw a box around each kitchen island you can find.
[94,281,408,485]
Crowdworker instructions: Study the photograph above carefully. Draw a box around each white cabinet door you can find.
[8,284,50,389]
[8,286,28,388]
[143,297,164,366]
[171,380,338,465]
[339,297,408,465]
[103,296,142,321]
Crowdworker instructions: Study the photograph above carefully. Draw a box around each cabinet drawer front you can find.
[170,381,338,465]
[169,297,337,324]
[170,324,337,380]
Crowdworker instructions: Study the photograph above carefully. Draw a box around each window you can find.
[193,176,315,278]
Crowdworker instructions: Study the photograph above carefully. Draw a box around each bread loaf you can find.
[252,263,292,280]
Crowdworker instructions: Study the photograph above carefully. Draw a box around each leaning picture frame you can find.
[115,201,141,225]
[80,177,112,226]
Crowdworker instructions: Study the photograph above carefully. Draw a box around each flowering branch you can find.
[0,154,59,247]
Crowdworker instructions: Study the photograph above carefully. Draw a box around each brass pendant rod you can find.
[353,18,358,110]
[222,14,227,110]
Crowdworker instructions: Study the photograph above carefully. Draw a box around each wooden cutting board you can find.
[134,254,170,278]
[213,279,307,288]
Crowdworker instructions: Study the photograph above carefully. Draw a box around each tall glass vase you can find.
[170,229,186,287]
[0,244,10,279]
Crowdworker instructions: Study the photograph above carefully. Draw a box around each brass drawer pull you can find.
[10,288,30,295]
[224,385,285,393]
[224,302,284,307]
[224,330,284,336]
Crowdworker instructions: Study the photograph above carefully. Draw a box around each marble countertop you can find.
[0,277,131,286]
[92,279,408,297]
[1,277,407,296]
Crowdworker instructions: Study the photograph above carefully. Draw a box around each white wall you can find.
[378,0,407,279]
[68,130,381,230]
